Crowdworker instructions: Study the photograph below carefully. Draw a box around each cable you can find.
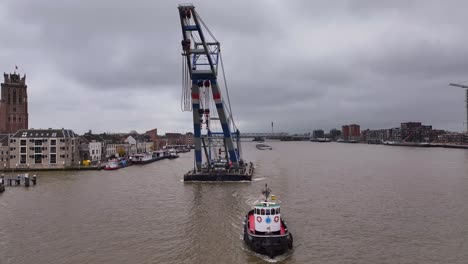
[194,11,218,43]
[219,52,236,130]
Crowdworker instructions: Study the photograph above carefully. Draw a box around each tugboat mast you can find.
[262,184,271,202]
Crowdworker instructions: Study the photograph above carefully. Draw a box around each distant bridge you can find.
[239,132,289,138]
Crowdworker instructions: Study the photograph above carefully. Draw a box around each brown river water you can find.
[1,142,468,264]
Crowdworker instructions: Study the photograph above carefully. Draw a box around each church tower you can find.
[0,73,28,134]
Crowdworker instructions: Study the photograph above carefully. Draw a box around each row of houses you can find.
[0,128,194,170]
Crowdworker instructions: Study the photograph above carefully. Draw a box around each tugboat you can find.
[243,184,293,258]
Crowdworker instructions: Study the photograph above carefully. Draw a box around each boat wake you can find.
[252,177,265,182]
[239,241,291,263]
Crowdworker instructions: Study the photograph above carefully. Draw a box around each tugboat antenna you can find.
[262,183,271,201]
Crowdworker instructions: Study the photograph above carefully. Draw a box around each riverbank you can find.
[1,165,103,172]
[383,142,468,149]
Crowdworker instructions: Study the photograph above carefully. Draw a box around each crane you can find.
[449,82,468,132]
[178,4,253,181]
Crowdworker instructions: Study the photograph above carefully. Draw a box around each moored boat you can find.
[167,148,179,159]
[104,160,119,170]
[243,184,293,258]
[131,153,154,164]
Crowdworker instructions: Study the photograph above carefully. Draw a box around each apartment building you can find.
[9,129,80,169]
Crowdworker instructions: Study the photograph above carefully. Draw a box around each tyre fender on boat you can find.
[256,216,262,223]
[288,233,294,249]
[274,216,279,222]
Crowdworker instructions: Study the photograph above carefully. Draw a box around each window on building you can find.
[34,154,42,164]
[50,147,56,153]
[20,148,26,154]
[50,154,56,164]
[13,89,16,104]
[51,139,56,146]
[34,140,42,146]
[35,147,42,153]
[20,155,26,164]
[20,140,26,146]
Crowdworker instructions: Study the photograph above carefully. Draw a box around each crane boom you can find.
[448,82,468,132]
[449,83,468,89]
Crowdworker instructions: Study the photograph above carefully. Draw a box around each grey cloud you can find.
[1,0,467,134]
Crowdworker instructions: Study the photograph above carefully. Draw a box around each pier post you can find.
[32,175,37,185]
[24,174,30,187]
[0,176,4,193]
[15,175,21,185]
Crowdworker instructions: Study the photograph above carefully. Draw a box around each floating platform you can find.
[184,162,254,182]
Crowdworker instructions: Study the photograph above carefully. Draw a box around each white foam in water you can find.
[240,243,291,263]
[253,177,265,181]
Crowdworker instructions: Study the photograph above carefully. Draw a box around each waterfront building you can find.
[401,122,433,142]
[312,130,325,139]
[82,131,106,161]
[0,73,28,134]
[89,141,102,161]
[329,129,341,141]
[349,124,360,141]
[383,129,392,141]
[184,132,194,145]
[106,144,117,157]
[342,125,350,141]
[436,132,465,144]
[0,134,9,166]
[166,133,184,145]
[363,129,385,143]
[8,129,80,169]
[145,128,158,141]
[124,135,138,155]
[390,127,401,142]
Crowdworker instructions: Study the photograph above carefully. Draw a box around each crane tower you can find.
[178,4,254,181]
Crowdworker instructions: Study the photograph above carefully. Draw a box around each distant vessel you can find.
[243,184,293,258]
[252,136,265,142]
[104,160,119,170]
[310,138,331,142]
[167,149,179,159]
[131,151,167,164]
[256,143,272,150]
[337,139,358,143]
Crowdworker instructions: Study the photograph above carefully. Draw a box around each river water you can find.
[1,142,468,264]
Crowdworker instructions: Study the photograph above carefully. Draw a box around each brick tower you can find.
[0,73,28,134]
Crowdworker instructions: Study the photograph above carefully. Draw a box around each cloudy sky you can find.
[1,0,467,134]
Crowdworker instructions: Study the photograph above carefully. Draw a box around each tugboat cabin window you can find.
[261,209,265,215]
[266,209,271,215]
